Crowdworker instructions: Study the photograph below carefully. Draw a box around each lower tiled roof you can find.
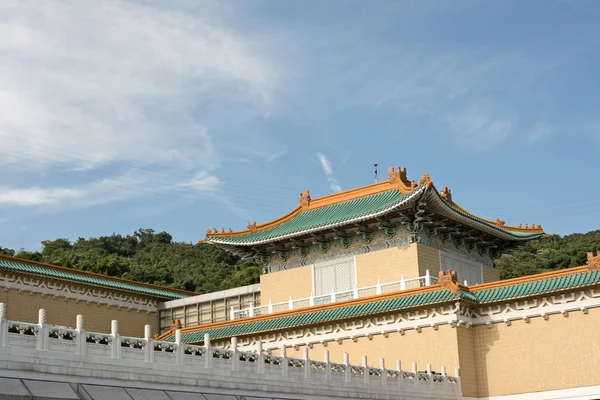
[0,256,191,300]
[168,288,461,343]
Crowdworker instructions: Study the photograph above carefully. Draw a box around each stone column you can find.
[76,314,85,355]
[380,358,387,386]
[280,344,288,377]
[362,355,369,385]
[343,352,350,383]
[257,340,264,374]
[231,337,239,372]
[111,320,120,359]
[204,333,212,369]
[303,347,310,379]
[144,324,154,363]
[324,349,331,380]
[175,329,183,366]
[37,309,47,351]
[0,303,7,347]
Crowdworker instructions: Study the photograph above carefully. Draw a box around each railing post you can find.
[37,309,47,352]
[257,340,264,374]
[455,367,462,397]
[231,337,239,372]
[175,329,183,366]
[380,358,387,386]
[330,288,336,304]
[281,344,288,377]
[309,292,315,307]
[396,360,402,387]
[204,333,212,369]
[75,314,85,355]
[353,286,359,299]
[441,365,447,383]
[324,349,331,380]
[230,306,235,321]
[111,320,120,359]
[412,361,418,387]
[144,324,154,363]
[249,304,254,317]
[288,296,294,311]
[427,363,433,387]
[268,300,274,314]
[376,280,382,295]
[343,352,351,383]
[362,355,369,385]
[303,347,310,379]
[400,275,406,291]
[0,303,7,347]
[425,270,431,286]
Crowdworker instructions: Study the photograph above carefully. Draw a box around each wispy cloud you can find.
[0,0,283,211]
[316,153,342,193]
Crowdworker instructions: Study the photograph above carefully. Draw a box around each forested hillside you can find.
[0,229,260,294]
[1,229,599,293]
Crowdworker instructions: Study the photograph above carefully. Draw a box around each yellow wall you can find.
[472,307,600,397]
[0,288,157,337]
[356,245,419,287]
[260,266,313,304]
[416,243,440,277]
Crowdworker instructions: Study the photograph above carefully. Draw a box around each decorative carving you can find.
[388,167,407,184]
[299,190,311,207]
[378,220,399,239]
[440,187,452,202]
[291,240,311,258]
[312,236,333,253]
[333,231,354,248]
[588,251,600,271]
[247,221,257,232]
[438,270,461,294]
[274,246,291,261]
[357,226,376,244]
[228,228,233,233]
[495,218,505,228]
[206,229,211,235]
[213,228,218,234]
[419,173,432,186]
[221,228,225,233]
[170,319,182,331]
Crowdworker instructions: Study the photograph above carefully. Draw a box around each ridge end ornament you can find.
[247,221,257,232]
[440,187,452,202]
[438,270,461,294]
[299,190,311,207]
[495,218,505,228]
[587,251,600,271]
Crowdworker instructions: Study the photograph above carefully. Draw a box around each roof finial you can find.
[374,164,378,183]
[440,187,452,202]
[299,190,311,207]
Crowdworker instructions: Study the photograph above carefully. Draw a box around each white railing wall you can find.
[231,270,438,320]
[0,303,460,397]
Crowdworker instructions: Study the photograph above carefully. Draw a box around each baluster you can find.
[441,365,447,384]
[400,275,406,290]
[257,340,264,374]
[344,352,350,383]
[425,269,431,286]
[175,329,183,366]
[455,367,462,397]
[396,360,402,386]
[281,344,288,377]
[362,355,369,385]
[330,288,335,304]
[267,300,274,314]
[427,363,433,387]
[303,347,310,379]
[0,303,7,347]
[376,279,382,295]
[75,314,85,355]
[231,337,239,372]
[144,324,154,363]
[309,292,315,307]
[204,333,212,369]
[38,309,47,352]
[249,304,254,317]
[288,296,294,311]
[324,350,331,380]
[111,320,120,359]
[380,358,387,386]
[412,362,418,387]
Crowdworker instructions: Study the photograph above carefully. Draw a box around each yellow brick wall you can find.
[260,266,313,304]
[356,245,419,287]
[0,288,156,337]
[282,325,459,373]
[456,327,479,398]
[481,264,500,282]
[416,243,440,277]
[473,307,600,397]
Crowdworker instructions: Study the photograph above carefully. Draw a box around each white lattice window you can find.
[440,251,483,285]
[313,257,356,296]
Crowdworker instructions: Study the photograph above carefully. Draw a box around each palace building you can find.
[0,165,598,400]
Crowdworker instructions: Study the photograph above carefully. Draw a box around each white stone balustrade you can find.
[0,303,461,400]
[231,270,437,320]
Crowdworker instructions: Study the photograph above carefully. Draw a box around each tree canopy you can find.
[2,229,260,294]
[3,228,599,293]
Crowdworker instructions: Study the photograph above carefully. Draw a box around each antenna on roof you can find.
[374,164,378,183]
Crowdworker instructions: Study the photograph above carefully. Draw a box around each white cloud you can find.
[316,153,342,193]
[0,0,283,209]
[451,108,512,150]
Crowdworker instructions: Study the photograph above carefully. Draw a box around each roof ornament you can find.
[440,187,452,202]
[299,190,311,208]
[587,251,600,271]
[419,172,433,187]
[388,166,417,193]
[438,270,461,294]
[170,319,182,332]
[247,221,257,232]
[206,228,211,235]
[495,218,505,228]
[228,228,233,233]
[213,228,218,234]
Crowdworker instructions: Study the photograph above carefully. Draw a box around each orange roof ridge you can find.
[206,166,425,239]
[156,282,445,340]
[0,254,196,296]
[468,265,591,292]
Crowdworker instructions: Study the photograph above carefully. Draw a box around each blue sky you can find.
[1,0,599,251]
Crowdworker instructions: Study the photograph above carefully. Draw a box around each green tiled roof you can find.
[208,187,421,245]
[168,288,460,343]
[472,268,600,303]
[0,258,189,300]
